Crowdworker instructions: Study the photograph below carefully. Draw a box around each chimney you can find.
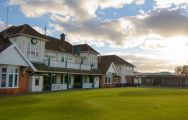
[60,33,65,49]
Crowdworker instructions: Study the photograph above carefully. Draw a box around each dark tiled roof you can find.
[1,24,47,40]
[32,62,102,75]
[73,44,99,54]
[98,60,112,74]
[1,24,98,54]
[45,36,73,53]
[0,32,12,52]
[99,55,135,67]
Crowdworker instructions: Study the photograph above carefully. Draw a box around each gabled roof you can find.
[98,59,118,75]
[99,55,135,67]
[1,24,48,40]
[0,36,37,71]
[98,60,112,74]
[73,44,99,54]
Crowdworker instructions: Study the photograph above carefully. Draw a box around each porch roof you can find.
[31,63,102,75]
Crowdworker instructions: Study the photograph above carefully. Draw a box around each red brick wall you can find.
[0,67,29,95]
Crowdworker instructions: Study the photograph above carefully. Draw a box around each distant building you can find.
[135,72,187,86]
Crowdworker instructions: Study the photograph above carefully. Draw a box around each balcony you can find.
[44,59,91,70]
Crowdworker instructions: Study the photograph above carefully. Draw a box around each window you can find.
[61,57,64,62]
[64,75,68,84]
[1,68,7,87]
[90,58,96,68]
[0,66,19,88]
[60,75,64,84]
[81,58,83,64]
[35,77,39,86]
[51,75,57,84]
[27,42,39,61]
[105,76,112,84]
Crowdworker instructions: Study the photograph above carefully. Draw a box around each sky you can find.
[0,0,188,73]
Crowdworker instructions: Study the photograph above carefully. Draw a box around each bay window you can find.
[0,66,19,88]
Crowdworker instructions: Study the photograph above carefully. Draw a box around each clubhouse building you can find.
[1,24,186,95]
[0,24,135,95]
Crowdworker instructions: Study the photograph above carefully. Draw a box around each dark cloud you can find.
[132,10,188,37]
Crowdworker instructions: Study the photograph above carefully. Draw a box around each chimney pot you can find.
[61,33,65,41]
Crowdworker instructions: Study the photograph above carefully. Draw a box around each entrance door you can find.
[94,76,99,88]
[74,75,82,88]
[43,75,50,90]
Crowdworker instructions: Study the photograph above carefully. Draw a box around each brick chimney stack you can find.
[61,33,65,49]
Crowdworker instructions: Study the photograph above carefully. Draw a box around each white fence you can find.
[51,84,67,90]
[82,83,93,88]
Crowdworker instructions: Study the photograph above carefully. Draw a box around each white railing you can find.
[82,83,93,88]
[81,64,91,70]
[51,84,67,90]
[44,59,91,70]
[67,62,80,69]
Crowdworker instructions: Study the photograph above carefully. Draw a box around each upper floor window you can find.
[0,66,19,88]
[64,56,72,63]
[90,58,96,68]
[126,66,133,71]
[27,43,39,61]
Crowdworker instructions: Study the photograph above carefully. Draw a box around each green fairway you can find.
[1,88,188,120]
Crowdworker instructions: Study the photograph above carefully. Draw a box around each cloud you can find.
[8,0,144,20]
[131,10,188,37]
[154,0,188,9]
[121,55,177,72]
[8,0,188,48]
[7,0,146,47]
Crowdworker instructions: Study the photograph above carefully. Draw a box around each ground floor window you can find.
[0,66,19,88]
[64,74,71,84]
[35,76,40,86]
[51,75,57,84]
[105,76,112,84]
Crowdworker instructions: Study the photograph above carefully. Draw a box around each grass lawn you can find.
[1,87,188,120]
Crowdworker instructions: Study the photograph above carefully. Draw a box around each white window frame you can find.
[34,76,40,86]
[0,66,19,88]
[90,58,96,68]
[27,42,40,61]
[105,76,112,84]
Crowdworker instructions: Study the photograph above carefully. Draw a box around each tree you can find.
[175,65,188,76]
[175,66,182,75]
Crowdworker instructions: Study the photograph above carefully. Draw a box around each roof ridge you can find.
[20,24,27,33]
